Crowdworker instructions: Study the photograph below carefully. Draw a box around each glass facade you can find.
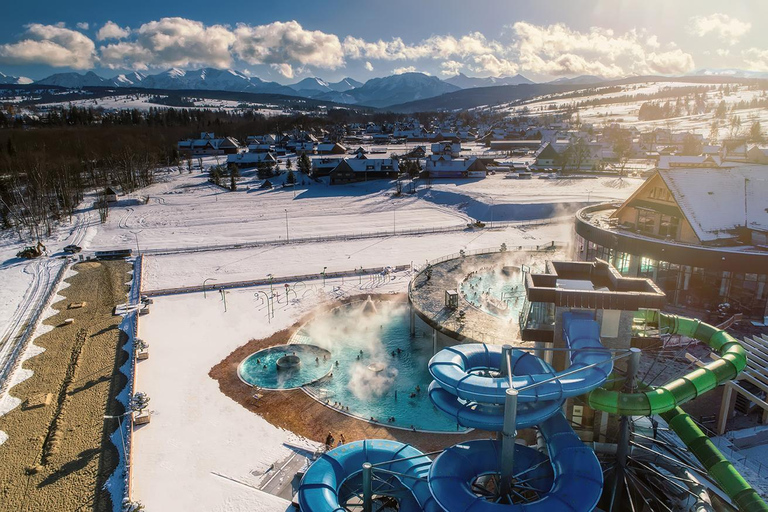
[576,234,768,318]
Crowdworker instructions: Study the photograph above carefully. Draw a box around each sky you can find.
[0,0,767,84]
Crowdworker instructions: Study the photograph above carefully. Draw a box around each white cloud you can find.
[97,21,131,41]
[744,48,768,72]
[342,32,502,62]
[233,21,344,70]
[364,61,373,71]
[99,17,235,70]
[471,54,518,77]
[441,60,463,76]
[271,62,294,78]
[0,23,96,69]
[511,22,693,77]
[688,14,751,45]
[76,22,89,30]
[392,66,417,74]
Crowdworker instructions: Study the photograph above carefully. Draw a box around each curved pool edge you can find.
[299,386,474,435]
[236,343,334,391]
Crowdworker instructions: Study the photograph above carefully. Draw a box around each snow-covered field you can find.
[134,274,407,512]
[0,153,644,512]
[87,157,639,254]
[32,93,294,115]
[499,80,768,139]
[0,155,641,362]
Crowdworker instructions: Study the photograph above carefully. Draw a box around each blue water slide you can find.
[299,314,609,511]
[428,412,603,512]
[424,312,607,511]
[297,439,441,512]
[428,314,612,406]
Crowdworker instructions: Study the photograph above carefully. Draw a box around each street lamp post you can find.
[322,266,327,287]
[203,278,217,299]
[285,209,289,243]
[267,274,274,297]
[489,197,494,228]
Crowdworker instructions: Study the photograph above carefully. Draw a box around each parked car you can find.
[63,244,82,254]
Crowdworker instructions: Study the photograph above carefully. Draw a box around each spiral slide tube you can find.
[428,412,603,512]
[424,312,608,511]
[588,310,747,416]
[297,439,441,512]
[428,312,613,419]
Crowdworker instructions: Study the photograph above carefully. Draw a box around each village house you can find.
[316,142,347,155]
[227,152,277,168]
[425,156,487,178]
[746,145,768,164]
[177,132,242,156]
[329,158,399,184]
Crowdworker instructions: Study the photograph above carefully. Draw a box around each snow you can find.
[133,276,404,511]
[85,160,639,255]
[35,94,293,115]
[712,426,768,496]
[142,221,570,291]
[660,167,768,241]
[0,150,644,509]
[497,80,768,139]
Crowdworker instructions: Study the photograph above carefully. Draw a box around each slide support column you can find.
[362,462,373,512]
[609,347,641,511]
[500,344,518,498]
[500,388,519,497]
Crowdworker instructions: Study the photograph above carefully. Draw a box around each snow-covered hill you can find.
[0,72,32,85]
[445,73,534,89]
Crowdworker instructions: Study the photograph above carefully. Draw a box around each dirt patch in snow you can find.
[0,260,130,512]
[210,293,492,452]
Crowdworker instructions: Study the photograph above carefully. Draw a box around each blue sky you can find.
[1,0,767,83]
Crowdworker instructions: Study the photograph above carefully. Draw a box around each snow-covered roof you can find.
[425,156,480,172]
[227,152,275,164]
[747,145,768,157]
[342,158,398,173]
[659,166,768,242]
[657,155,721,170]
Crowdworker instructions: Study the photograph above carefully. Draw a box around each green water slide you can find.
[589,309,747,415]
[589,309,767,510]
[662,406,768,512]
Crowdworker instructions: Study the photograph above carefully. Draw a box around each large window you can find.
[658,215,680,239]
[637,209,656,235]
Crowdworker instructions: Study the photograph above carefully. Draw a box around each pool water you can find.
[294,300,467,433]
[239,344,332,389]
[460,266,528,320]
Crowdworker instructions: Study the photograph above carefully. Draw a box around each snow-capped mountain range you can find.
[0,71,33,85]
[444,73,534,88]
[7,67,516,107]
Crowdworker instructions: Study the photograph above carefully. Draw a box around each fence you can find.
[422,241,565,268]
[0,261,69,393]
[143,264,412,297]
[124,254,143,504]
[138,216,568,257]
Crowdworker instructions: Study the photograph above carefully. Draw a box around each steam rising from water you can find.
[303,300,406,400]
[347,363,398,400]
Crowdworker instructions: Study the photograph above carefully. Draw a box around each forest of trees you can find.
[0,105,392,242]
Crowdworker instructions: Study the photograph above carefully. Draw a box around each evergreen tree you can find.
[298,152,311,174]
